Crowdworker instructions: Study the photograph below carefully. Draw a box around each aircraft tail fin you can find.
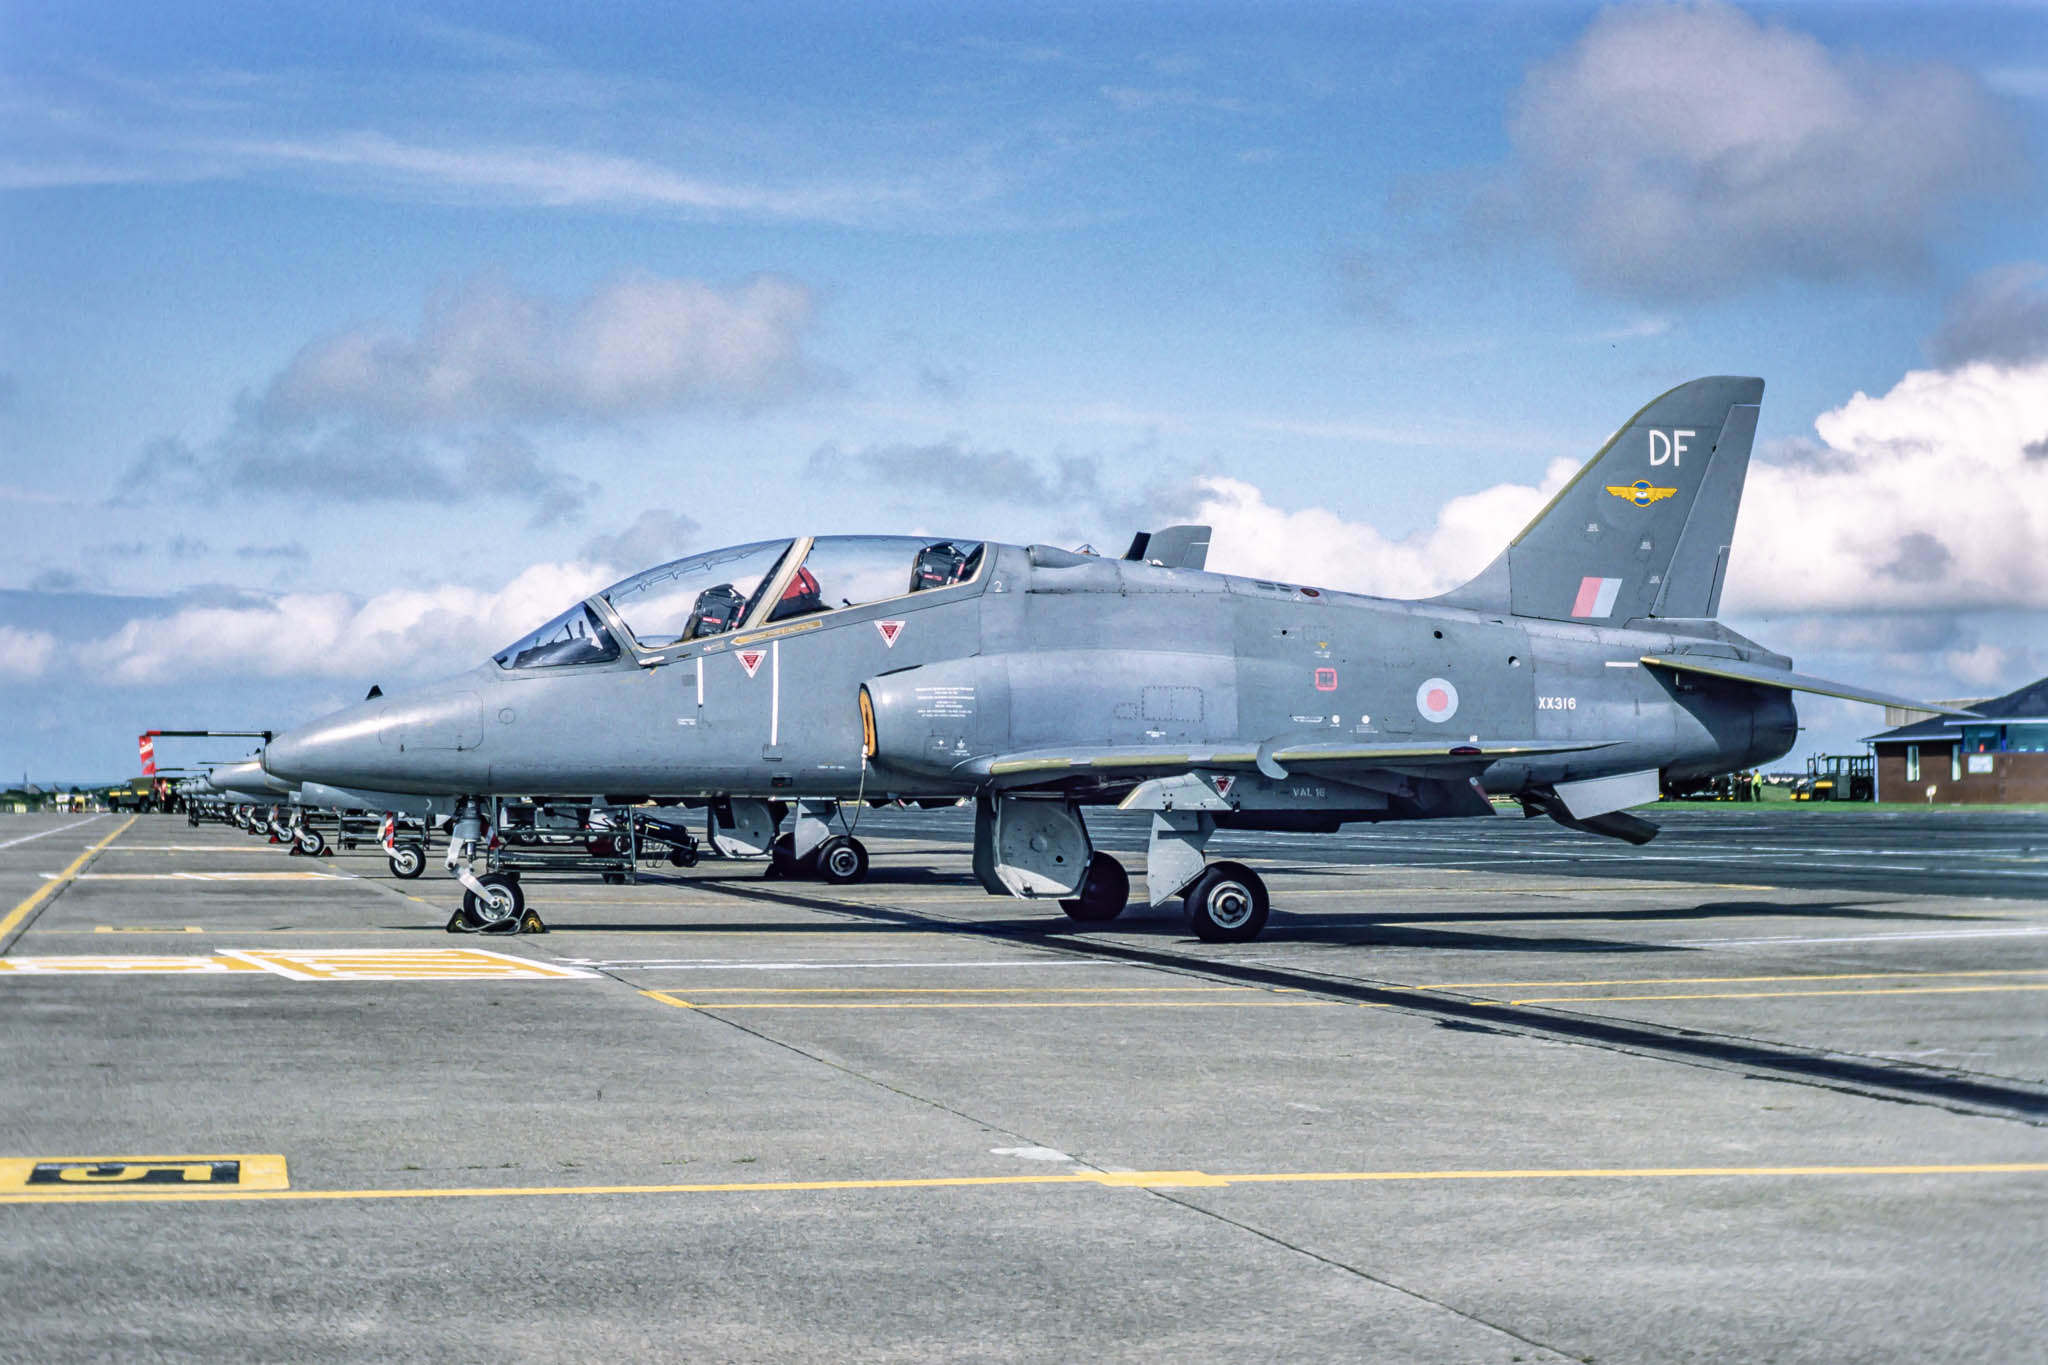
[1434,376,1763,623]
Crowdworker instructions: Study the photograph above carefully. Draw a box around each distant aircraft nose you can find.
[264,678,487,794]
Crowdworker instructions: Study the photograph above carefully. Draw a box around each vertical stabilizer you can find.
[1434,376,1763,622]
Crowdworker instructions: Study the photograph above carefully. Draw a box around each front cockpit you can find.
[491,535,987,672]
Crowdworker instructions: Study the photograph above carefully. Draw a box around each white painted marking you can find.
[0,818,104,851]
[1603,661,1640,669]
[213,949,319,980]
[770,640,781,747]
[1679,926,2048,948]
[563,958,1106,972]
[991,1146,1074,1162]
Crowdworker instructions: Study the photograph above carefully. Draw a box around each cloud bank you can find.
[1498,1,2021,300]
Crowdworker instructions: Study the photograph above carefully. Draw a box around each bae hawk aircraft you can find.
[262,377,1967,940]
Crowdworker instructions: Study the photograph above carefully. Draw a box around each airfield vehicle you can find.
[264,377,1969,940]
[1790,753,1875,802]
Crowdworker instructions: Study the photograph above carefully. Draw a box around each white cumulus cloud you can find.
[1500,1,2021,300]
[263,270,819,429]
[0,626,57,681]
[1189,458,1578,597]
[1727,359,2048,612]
[78,561,620,685]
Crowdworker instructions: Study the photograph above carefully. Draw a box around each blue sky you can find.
[2,1,2045,781]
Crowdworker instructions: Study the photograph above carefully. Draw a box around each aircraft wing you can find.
[1638,655,1980,716]
[979,737,1617,782]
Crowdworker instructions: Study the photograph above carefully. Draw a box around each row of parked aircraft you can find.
[180,378,1964,942]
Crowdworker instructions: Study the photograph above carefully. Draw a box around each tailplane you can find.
[1435,376,1763,623]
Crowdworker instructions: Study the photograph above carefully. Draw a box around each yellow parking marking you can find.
[0,950,591,980]
[0,955,265,974]
[219,949,594,981]
[5,1160,2038,1206]
[0,1155,287,1192]
[0,815,135,945]
[641,989,1365,1011]
[1507,983,2048,1005]
[1413,968,2048,992]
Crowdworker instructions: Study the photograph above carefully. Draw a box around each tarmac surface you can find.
[1,805,2044,1363]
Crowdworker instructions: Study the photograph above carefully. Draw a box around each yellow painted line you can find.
[640,989,1361,1011]
[675,986,1278,995]
[0,816,136,945]
[1414,968,2048,992]
[4,1160,2039,1206]
[1507,984,2048,1005]
[0,1154,287,1192]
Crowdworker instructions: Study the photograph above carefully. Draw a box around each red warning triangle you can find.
[875,619,905,648]
[737,649,767,678]
[1214,775,1234,798]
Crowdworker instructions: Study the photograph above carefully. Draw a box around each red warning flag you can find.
[138,734,157,775]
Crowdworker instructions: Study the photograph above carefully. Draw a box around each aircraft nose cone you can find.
[263,702,391,786]
[263,682,487,793]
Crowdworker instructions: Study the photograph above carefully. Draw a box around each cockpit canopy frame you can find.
[491,534,989,673]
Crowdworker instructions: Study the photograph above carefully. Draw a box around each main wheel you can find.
[296,828,327,857]
[1059,851,1130,923]
[388,842,426,879]
[814,835,870,885]
[764,832,813,880]
[460,872,525,928]
[1183,861,1269,943]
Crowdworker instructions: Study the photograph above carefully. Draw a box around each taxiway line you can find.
[6,1161,2042,1207]
[1413,968,2048,991]
[0,816,134,951]
[0,817,105,852]
[1506,983,2048,1005]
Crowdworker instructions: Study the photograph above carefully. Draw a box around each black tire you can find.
[669,845,699,868]
[1182,861,1269,943]
[460,872,524,928]
[297,828,327,858]
[1059,851,1130,923]
[388,842,426,879]
[814,835,870,885]
[764,832,812,880]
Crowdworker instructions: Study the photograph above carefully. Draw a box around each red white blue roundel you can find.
[1415,677,1459,723]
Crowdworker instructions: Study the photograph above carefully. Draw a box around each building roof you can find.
[1867,674,2048,742]
[1944,674,2048,726]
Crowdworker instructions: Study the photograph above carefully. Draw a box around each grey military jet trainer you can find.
[263,376,1967,940]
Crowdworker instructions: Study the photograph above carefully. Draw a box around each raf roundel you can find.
[1415,677,1459,724]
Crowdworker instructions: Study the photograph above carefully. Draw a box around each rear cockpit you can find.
[492,535,987,671]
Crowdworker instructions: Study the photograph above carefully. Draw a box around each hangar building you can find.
[1867,675,2048,804]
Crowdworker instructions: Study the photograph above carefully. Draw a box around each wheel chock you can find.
[444,909,476,934]
[519,909,548,934]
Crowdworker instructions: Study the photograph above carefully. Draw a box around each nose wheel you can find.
[1182,861,1269,943]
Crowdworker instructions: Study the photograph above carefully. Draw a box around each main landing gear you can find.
[760,799,871,885]
[976,795,1272,942]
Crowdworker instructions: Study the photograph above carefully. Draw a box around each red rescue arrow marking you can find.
[876,619,905,647]
[737,649,767,678]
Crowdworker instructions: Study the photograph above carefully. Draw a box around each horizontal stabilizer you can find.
[1639,655,1980,716]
